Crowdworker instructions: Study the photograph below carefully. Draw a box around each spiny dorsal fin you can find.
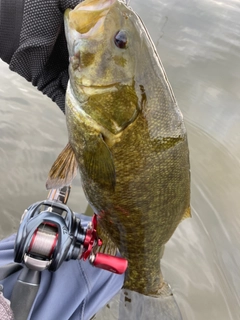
[46,142,78,190]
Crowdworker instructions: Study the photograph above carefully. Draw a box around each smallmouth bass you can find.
[47,0,191,297]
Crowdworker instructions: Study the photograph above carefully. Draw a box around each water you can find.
[0,0,240,319]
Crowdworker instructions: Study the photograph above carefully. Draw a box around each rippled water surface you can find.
[0,0,240,319]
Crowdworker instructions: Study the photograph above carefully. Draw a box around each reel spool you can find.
[14,187,127,274]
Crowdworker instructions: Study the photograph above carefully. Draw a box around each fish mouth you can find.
[74,82,121,96]
[68,0,117,36]
[77,78,135,94]
[79,82,120,89]
[77,82,122,96]
[74,0,116,12]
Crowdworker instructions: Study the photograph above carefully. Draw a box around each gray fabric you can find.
[0,0,83,112]
[0,294,14,320]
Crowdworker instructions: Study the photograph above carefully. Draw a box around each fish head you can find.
[64,0,184,137]
[64,0,143,89]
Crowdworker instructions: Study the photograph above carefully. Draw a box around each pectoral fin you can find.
[46,143,78,190]
[83,134,116,190]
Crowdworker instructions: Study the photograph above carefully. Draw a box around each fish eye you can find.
[114,30,128,49]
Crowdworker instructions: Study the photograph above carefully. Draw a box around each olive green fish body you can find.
[48,0,191,296]
[65,80,190,294]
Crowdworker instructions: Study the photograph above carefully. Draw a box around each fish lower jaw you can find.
[75,77,134,94]
[77,83,119,96]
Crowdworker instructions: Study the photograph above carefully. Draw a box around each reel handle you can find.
[90,253,128,274]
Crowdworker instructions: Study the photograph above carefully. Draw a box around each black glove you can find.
[0,0,82,113]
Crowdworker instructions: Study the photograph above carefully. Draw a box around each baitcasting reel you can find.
[14,186,127,274]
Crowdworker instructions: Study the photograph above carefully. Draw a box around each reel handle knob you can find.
[90,253,128,274]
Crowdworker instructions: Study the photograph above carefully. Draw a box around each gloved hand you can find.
[0,0,83,113]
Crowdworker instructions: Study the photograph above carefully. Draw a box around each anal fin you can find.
[181,206,191,222]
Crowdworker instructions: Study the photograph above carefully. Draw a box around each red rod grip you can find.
[93,253,128,274]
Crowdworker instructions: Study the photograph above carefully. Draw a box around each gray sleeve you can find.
[0,0,82,113]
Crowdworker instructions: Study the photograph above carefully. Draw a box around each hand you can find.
[9,0,83,113]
